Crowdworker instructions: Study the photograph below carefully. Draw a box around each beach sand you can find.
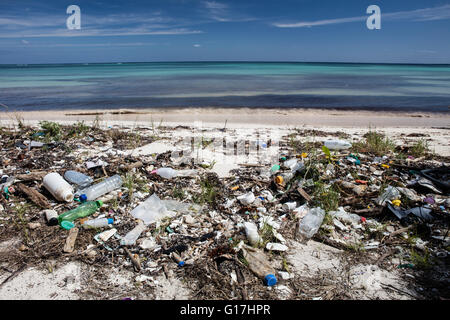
[2,107,449,156]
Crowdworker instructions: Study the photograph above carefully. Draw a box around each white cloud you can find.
[193,44,201,47]
[273,4,450,28]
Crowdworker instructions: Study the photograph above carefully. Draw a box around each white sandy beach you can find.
[1,108,449,156]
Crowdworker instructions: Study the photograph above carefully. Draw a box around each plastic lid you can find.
[178,261,185,267]
[96,200,103,207]
[264,274,277,286]
[79,194,87,202]
[61,220,75,230]
[107,218,114,224]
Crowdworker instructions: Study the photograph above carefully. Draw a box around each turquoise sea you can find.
[0,62,449,111]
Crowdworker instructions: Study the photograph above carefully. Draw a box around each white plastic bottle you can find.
[82,217,114,229]
[298,207,326,239]
[243,221,262,246]
[43,172,74,202]
[324,140,352,150]
[154,168,178,179]
[120,220,146,246]
[79,175,123,201]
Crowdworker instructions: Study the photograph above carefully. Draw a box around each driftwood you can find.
[297,187,312,202]
[16,183,50,209]
[16,172,47,182]
[63,227,79,253]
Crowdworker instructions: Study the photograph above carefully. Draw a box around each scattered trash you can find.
[1,121,448,300]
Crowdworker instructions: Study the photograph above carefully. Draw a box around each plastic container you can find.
[64,170,93,189]
[298,207,326,239]
[237,192,255,205]
[43,172,74,202]
[324,140,352,150]
[58,200,103,223]
[79,175,122,201]
[43,209,59,226]
[242,247,277,286]
[130,193,171,225]
[153,168,178,179]
[82,217,114,229]
[120,220,146,245]
[243,221,262,246]
[282,201,297,211]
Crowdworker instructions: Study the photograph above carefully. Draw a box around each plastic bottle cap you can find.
[96,200,103,207]
[178,261,185,267]
[107,218,114,224]
[61,220,75,230]
[79,194,87,202]
[264,274,277,286]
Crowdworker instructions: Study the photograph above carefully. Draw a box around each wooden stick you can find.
[63,227,79,253]
[16,183,51,209]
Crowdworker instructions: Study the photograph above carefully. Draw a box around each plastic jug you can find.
[43,172,74,202]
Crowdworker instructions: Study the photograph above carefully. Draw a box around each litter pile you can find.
[0,121,449,300]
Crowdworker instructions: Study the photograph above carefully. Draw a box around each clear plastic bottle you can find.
[79,175,122,201]
[43,172,74,202]
[82,217,114,229]
[298,207,326,239]
[153,168,178,179]
[58,200,103,223]
[120,220,146,246]
[324,140,352,150]
[242,246,277,286]
[64,170,93,189]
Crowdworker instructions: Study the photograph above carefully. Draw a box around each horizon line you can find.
[1,60,450,66]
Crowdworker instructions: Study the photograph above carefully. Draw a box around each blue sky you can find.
[0,0,449,64]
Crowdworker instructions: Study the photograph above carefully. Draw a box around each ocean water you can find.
[0,62,449,111]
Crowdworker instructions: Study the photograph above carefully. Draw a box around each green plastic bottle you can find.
[58,200,103,224]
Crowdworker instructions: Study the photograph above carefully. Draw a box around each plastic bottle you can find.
[172,252,185,267]
[79,175,122,201]
[58,200,103,223]
[64,170,93,189]
[82,217,114,229]
[243,221,262,246]
[324,140,352,150]
[120,220,146,246]
[43,172,74,202]
[44,209,59,226]
[298,207,326,239]
[153,168,178,179]
[241,246,277,286]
